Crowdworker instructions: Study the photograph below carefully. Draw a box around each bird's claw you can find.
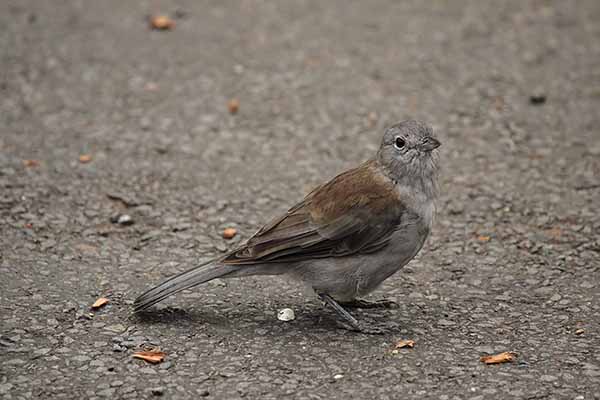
[341,299,399,309]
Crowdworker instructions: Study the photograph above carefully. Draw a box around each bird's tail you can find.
[133,259,239,312]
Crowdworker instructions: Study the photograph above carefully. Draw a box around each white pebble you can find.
[277,308,295,322]
[117,214,133,225]
[333,374,344,380]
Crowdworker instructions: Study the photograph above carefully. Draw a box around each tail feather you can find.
[134,259,239,312]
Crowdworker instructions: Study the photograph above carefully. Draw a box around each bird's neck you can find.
[375,156,439,201]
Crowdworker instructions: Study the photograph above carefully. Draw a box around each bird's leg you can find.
[339,298,399,309]
[318,293,386,335]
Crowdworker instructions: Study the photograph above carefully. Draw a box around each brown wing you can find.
[222,160,406,265]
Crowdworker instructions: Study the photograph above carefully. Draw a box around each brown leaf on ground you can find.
[91,297,109,309]
[150,15,174,30]
[477,235,491,242]
[227,98,240,114]
[393,339,415,349]
[144,82,159,91]
[132,350,166,364]
[480,351,517,364]
[222,227,237,239]
[544,227,562,239]
[23,159,40,167]
[79,154,92,163]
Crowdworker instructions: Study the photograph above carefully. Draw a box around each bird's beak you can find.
[420,137,441,152]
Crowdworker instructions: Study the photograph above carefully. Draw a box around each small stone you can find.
[112,344,126,352]
[277,308,295,322]
[118,214,133,225]
[530,91,546,105]
[540,375,557,382]
[197,389,210,397]
[208,278,227,287]
[550,294,561,302]
[72,355,91,363]
[97,388,116,397]
[214,242,227,252]
[140,367,157,374]
[105,324,127,333]
[33,348,51,356]
[151,387,165,396]
[333,374,344,380]
[111,214,134,225]
[47,318,59,327]
[121,386,136,394]
[159,361,173,370]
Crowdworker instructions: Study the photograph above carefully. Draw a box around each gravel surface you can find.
[1,1,599,399]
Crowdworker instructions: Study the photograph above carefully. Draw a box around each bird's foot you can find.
[340,298,399,309]
[319,293,389,335]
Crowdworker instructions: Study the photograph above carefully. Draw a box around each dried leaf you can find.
[477,235,491,242]
[367,111,378,127]
[144,82,159,91]
[393,339,415,349]
[227,98,240,114]
[91,297,109,309]
[544,227,561,239]
[23,159,40,167]
[132,350,166,364]
[79,154,92,163]
[575,328,585,335]
[222,227,237,239]
[480,351,517,365]
[150,15,174,30]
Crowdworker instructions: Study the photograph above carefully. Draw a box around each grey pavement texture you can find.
[1,1,600,399]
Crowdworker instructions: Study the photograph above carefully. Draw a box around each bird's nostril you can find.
[421,137,441,150]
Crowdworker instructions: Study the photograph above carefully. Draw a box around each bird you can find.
[134,119,440,334]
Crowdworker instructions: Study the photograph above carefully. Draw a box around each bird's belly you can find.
[354,222,428,297]
[292,221,429,301]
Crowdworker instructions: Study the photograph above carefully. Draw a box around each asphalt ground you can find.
[1,1,599,399]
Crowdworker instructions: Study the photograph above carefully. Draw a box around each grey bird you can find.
[134,120,440,333]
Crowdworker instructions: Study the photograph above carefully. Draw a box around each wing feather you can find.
[222,160,405,265]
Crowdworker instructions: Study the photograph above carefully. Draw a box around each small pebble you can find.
[104,324,127,333]
[529,92,546,105]
[118,214,134,225]
[159,361,173,370]
[277,308,295,322]
[151,387,165,396]
[112,344,126,352]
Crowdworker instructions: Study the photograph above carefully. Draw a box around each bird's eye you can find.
[394,137,406,150]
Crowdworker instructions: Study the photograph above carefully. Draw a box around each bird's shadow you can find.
[131,301,412,338]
